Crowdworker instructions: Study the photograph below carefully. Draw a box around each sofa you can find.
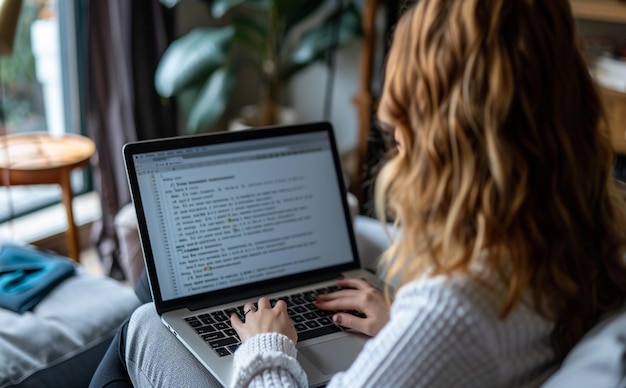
[0,243,141,388]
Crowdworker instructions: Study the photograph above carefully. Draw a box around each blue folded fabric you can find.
[0,243,76,313]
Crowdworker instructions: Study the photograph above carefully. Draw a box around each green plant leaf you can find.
[186,67,238,132]
[282,2,362,80]
[277,0,324,33]
[211,0,271,18]
[158,0,182,8]
[232,13,268,46]
[176,84,202,123]
[159,0,212,10]
[154,26,235,97]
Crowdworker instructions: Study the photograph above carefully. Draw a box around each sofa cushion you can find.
[542,307,626,387]
[114,203,144,287]
[0,268,140,387]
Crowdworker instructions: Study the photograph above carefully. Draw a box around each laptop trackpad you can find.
[299,336,363,375]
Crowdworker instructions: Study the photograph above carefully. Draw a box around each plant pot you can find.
[228,105,298,131]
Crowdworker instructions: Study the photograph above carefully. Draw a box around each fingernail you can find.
[333,314,342,325]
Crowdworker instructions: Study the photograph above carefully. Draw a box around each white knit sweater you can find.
[232,274,557,387]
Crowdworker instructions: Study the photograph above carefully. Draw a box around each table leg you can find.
[59,171,80,262]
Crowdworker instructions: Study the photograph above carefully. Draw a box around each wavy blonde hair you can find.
[376,0,626,359]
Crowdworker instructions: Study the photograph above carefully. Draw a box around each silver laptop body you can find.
[123,122,380,387]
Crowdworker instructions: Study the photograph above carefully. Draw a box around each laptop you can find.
[123,121,381,387]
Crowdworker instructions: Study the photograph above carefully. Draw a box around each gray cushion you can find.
[0,268,140,387]
[542,307,626,388]
[353,215,393,272]
[114,203,144,287]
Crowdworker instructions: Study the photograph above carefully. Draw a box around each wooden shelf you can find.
[570,0,626,23]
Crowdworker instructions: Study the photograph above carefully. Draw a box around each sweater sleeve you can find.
[327,277,501,387]
[232,332,308,388]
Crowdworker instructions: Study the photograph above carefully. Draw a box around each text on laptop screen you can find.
[132,131,354,301]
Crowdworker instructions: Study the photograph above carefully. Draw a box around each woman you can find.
[124,0,626,386]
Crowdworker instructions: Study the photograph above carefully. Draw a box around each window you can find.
[0,0,86,223]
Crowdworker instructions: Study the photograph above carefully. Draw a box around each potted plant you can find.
[156,0,362,132]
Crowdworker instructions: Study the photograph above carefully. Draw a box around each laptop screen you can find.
[126,123,357,304]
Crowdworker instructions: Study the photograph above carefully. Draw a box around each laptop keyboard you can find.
[184,285,364,357]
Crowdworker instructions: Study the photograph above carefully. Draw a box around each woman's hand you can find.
[231,297,297,344]
[315,277,389,337]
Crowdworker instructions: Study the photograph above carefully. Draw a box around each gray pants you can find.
[125,303,222,387]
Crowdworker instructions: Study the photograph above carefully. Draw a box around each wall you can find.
[288,40,361,154]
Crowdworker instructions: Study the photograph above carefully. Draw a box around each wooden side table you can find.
[0,132,96,262]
